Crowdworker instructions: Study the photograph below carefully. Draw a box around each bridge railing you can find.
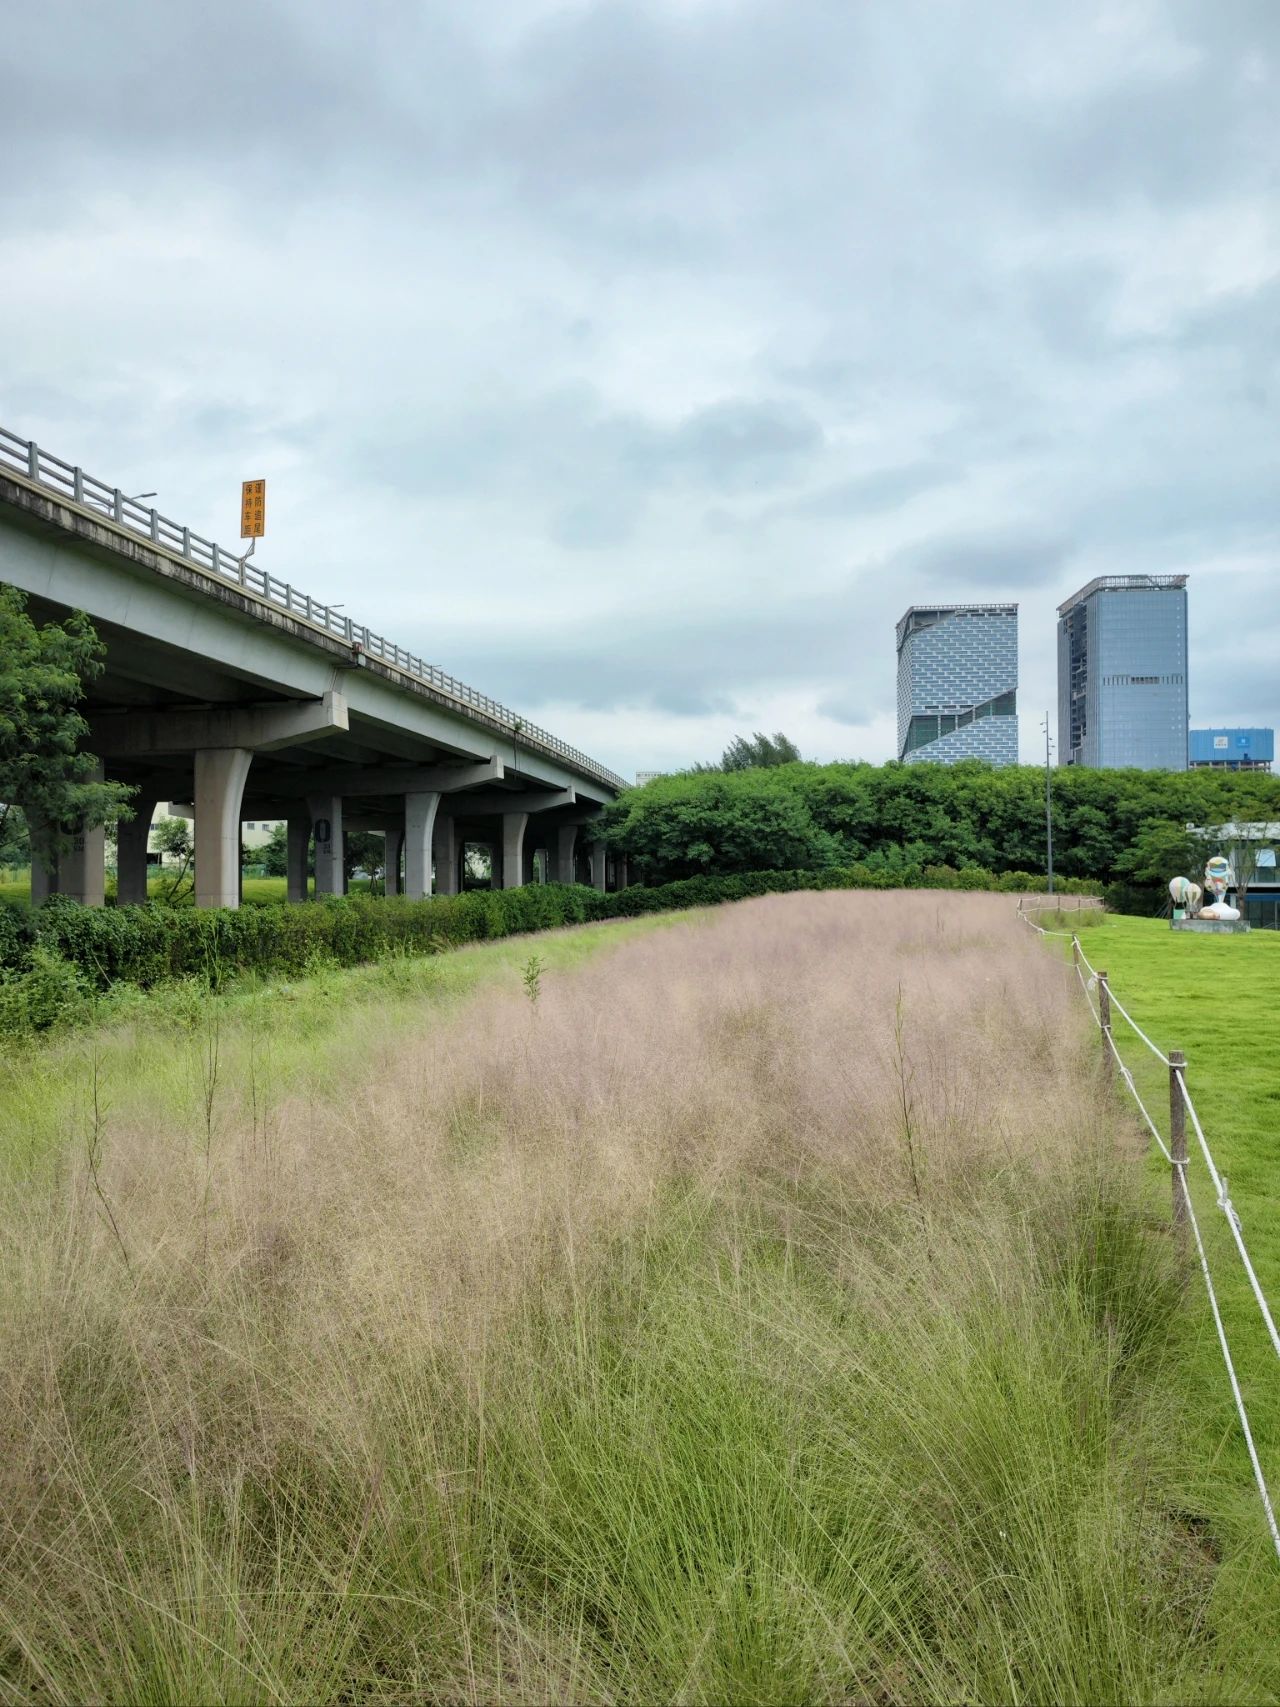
[0,426,629,793]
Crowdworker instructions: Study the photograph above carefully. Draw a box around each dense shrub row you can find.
[0,885,601,994]
[0,863,1098,1033]
[600,759,1280,886]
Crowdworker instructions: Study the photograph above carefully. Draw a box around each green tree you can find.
[0,587,132,867]
[721,731,803,771]
[151,816,194,902]
[260,822,289,878]
[1112,821,1203,885]
[0,803,30,869]
[344,830,385,888]
[600,760,1280,890]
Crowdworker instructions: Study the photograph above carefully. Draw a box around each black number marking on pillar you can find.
[314,818,331,843]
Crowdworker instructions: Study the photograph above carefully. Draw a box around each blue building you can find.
[1189,728,1273,772]
[896,603,1018,765]
[1058,575,1188,770]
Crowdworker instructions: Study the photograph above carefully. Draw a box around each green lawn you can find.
[1039,914,1280,1614]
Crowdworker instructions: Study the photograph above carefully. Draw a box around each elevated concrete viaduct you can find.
[0,428,628,908]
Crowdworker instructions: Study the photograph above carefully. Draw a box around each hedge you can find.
[0,863,1099,1017]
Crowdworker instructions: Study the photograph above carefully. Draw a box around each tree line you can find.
[600,758,1280,903]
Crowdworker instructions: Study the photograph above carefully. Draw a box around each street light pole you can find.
[1043,711,1055,896]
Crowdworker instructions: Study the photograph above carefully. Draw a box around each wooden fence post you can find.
[1169,1049,1189,1258]
[1072,936,1080,973]
[1098,971,1113,1087]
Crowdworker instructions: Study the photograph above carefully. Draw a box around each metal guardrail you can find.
[0,425,629,794]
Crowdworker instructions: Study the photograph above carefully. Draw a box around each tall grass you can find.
[0,893,1260,1703]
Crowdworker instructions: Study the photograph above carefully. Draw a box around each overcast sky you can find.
[3,0,1276,777]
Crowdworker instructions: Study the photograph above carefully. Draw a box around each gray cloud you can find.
[897,533,1076,590]
[0,0,1276,775]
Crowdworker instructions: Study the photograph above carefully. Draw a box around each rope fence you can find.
[1019,904,1280,1562]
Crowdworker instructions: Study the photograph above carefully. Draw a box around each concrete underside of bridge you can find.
[1,470,626,908]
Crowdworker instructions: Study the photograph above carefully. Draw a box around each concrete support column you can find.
[616,854,629,891]
[307,795,345,897]
[590,840,607,894]
[29,834,57,905]
[115,797,157,905]
[554,825,578,885]
[286,816,311,903]
[384,826,404,897]
[58,762,107,907]
[195,749,254,910]
[502,812,528,890]
[405,791,441,900]
[432,810,457,896]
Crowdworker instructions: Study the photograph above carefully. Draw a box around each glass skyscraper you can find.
[1057,575,1188,770]
[895,604,1018,765]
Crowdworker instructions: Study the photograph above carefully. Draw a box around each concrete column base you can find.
[58,761,107,906]
[590,840,607,894]
[616,854,629,890]
[60,824,106,906]
[116,798,157,905]
[502,812,528,890]
[307,795,345,897]
[195,749,254,909]
[384,826,404,896]
[286,816,311,903]
[405,791,441,899]
[29,847,57,905]
[554,825,578,885]
[432,811,457,895]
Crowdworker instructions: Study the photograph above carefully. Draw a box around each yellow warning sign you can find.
[240,478,266,539]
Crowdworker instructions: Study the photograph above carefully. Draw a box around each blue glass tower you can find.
[896,604,1018,765]
[1057,575,1188,770]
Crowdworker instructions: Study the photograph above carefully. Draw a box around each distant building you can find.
[1057,575,1188,770]
[148,804,281,864]
[1189,728,1273,773]
[634,771,666,786]
[895,603,1018,766]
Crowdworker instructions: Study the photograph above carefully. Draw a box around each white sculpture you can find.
[1199,854,1240,922]
[1169,876,1202,914]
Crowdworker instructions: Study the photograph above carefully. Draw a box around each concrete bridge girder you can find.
[89,692,349,758]
[1,472,627,909]
[3,481,613,813]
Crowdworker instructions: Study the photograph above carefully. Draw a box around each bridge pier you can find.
[590,840,607,893]
[307,794,345,897]
[195,750,254,910]
[405,791,440,900]
[28,816,57,905]
[616,854,629,891]
[116,796,157,905]
[384,826,404,896]
[46,761,107,907]
[432,810,457,896]
[30,860,56,905]
[59,824,106,907]
[286,815,310,903]
[502,812,528,890]
[554,825,578,885]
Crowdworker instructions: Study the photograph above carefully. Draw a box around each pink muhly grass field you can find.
[0,892,1250,1705]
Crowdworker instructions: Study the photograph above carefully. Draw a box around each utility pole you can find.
[1043,711,1055,896]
